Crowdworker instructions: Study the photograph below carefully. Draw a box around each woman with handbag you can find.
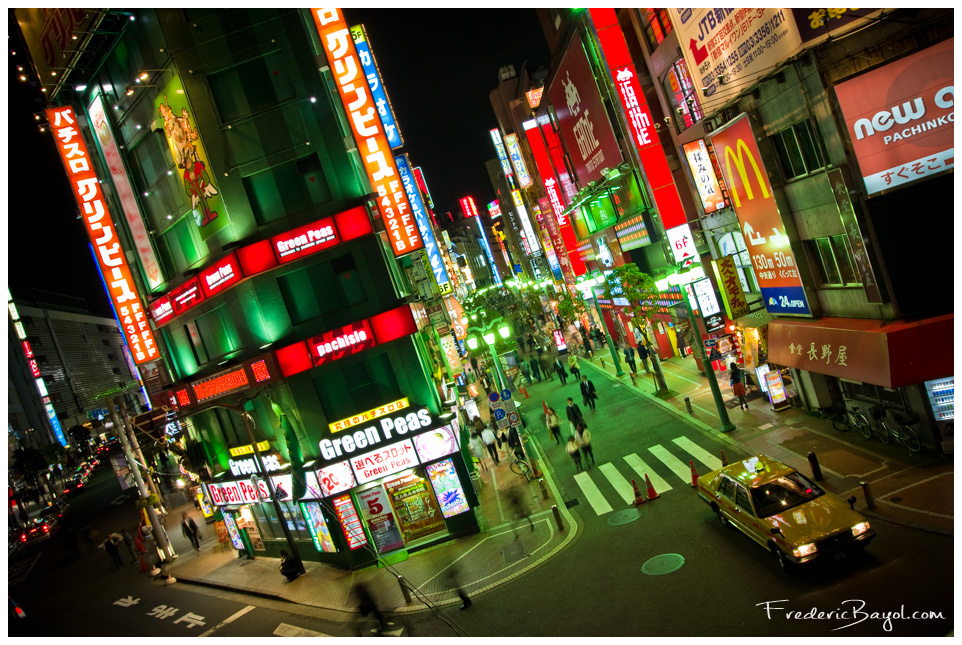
[729,361,749,410]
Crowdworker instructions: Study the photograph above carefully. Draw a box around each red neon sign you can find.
[191,366,250,403]
[21,340,33,360]
[175,389,191,408]
[168,277,206,317]
[271,216,339,264]
[200,251,243,298]
[311,320,376,367]
[459,196,479,218]
[149,296,174,326]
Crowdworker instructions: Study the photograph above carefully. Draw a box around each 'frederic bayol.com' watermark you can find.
[757,599,946,632]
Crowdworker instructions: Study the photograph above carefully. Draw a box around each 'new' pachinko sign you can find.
[45,107,160,365]
[313,8,423,257]
[710,115,811,316]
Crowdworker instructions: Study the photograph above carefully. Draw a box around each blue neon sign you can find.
[351,25,403,149]
[396,155,450,293]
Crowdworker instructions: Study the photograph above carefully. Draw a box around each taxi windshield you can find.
[750,472,824,518]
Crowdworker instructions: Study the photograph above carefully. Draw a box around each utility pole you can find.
[107,396,174,560]
[678,291,736,433]
[117,397,165,503]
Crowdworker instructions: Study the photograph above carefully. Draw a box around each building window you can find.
[106,353,116,361]
[277,253,368,326]
[805,235,860,287]
[771,119,826,180]
[112,368,122,375]
[313,352,402,422]
[183,306,239,366]
[242,153,332,226]
[638,9,673,51]
[207,51,296,123]
[716,232,759,294]
[663,59,703,131]
[158,216,208,275]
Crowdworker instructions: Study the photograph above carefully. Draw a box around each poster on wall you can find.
[358,486,405,553]
[412,425,460,463]
[384,473,446,543]
[426,459,470,519]
[317,461,356,498]
[221,513,246,551]
[332,494,369,550]
[300,501,337,553]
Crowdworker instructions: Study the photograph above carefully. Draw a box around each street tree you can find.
[14,447,51,502]
[603,263,670,394]
[554,289,586,328]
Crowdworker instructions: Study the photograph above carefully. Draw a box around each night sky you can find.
[7,9,550,317]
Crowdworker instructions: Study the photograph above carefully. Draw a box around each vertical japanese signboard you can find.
[88,93,164,290]
[666,8,802,107]
[350,23,403,149]
[710,115,811,315]
[475,216,503,286]
[156,74,230,241]
[46,106,160,365]
[590,9,687,230]
[546,33,623,186]
[716,255,750,319]
[312,8,422,257]
[396,154,450,293]
[504,133,533,188]
[833,38,954,196]
[683,140,727,214]
[489,128,514,178]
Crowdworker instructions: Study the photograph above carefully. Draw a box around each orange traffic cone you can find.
[542,400,549,416]
[720,450,728,467]
[632,479,646,506]
[689,460,699,488]
[522,386,530,399]
[644,474,658,501]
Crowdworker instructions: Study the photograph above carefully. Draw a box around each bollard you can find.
[551,504,564,531]
[397,575,412,604]
[860,480,877,509]
[629,371,637,387]
[538,477,549,500]
[807,452,823,481]
[684,396,693,415]
[600,356,606,369]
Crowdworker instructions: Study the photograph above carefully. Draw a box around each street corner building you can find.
[16,7,480,568]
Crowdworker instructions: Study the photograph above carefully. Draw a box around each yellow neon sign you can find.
[329,398,410,433]
[229,440,271,457]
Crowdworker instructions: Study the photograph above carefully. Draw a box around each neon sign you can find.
[311,320,376,367]
[329,397,410,434]
[191,366,250,403]
[200,251,243,298]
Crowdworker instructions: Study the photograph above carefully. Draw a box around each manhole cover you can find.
[501,541,528,565]
[641,553,685,576]
[607,509,641,525]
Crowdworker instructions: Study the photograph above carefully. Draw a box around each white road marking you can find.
[574,471,613,515]
[274,622,333,637]
[673,436,723,471]
[198,605,256,637]
[599,463,634,504]
[624,453,672,494]
[649,444,695,485]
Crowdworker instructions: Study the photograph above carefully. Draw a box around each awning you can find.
[768,314,953,388]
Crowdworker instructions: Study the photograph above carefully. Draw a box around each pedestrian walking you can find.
[505,487,534,533]
[470,356,479,375]
[471,415,485,435]
[565,397,585,434]
[520,360,531,384]
[446,563,472,610]
[554,358,569,385]
[529,356,542,382]
[468,432,487,471]
[730,361,749,410]
[638,343,651,373]
[545,406,563,445]
[355,582,390,633]
[580,375,598,412]
[506,425,524,461]
[481,426,500,465]
[518,336,527,353]
[279,549,302,581]
[575,423,594,468]
[181,512,201,551]
[623,345,637,374]
[121,529,137,564]
[540,356,553,381]
[480,371,491,393]
[102,534,123,566]
[526,333,535,352]
[567,353,581,381]
[566,435,583,471]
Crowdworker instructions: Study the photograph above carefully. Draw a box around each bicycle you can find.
[880,410,922,454]
[832,401,871,437]
[509,452,532,481]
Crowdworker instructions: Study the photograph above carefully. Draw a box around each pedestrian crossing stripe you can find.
[599,463,634,504]
[624,453,672,494]
[647,445,694,487]
[573,471,614,515]
[672,436,723,471]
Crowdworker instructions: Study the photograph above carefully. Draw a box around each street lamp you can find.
[466,318,512,393]
[575,273,625,377]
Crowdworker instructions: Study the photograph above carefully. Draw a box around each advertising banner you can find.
[110,454,135,490]
[350,24,403,149]
[834,38,954,196]
[412,425,460,463]
[300,501,337,553]
[45,106,160,365]
[683,140,727,214]
[426,459,471,519]
[221,513,246,550]
[155,74,230,240]
[504,133,533,188]
[710,115,811,315]
[316,460,357,498]
[349,439,419,485]
[793,9,880,44]
[332,494,369,550]
[88,93,164,290]
[310,320,377,367]
[313,9,422,257]
[667,9,802,110]
[547,33,623,186]
[358,486,404,553]
[489,128,514,178]
[716,255,750,319]
[384,473,446,542]
[438,332,462,379]
[397,154,450,293]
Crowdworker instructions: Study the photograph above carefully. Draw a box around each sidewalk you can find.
[166,427,578,615]
[577,351,953,535]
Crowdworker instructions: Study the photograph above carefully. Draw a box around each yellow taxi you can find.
[697,455,876,569]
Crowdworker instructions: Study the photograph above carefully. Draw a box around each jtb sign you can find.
[710,115,811,315]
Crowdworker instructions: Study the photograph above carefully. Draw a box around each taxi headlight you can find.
[851,521,871,537]
[793,543,817,558]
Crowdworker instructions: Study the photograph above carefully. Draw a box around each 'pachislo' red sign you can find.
[272,216,340,264]
[200,251,243,298]
[311,320,376,367]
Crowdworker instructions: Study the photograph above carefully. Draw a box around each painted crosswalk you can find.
[565,435,726,516]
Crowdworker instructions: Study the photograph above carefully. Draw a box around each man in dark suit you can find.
[580,375,598,412]
[565,397,584,429]
[554,358,568,385]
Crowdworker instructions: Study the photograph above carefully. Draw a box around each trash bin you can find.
[470,471,483,496]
